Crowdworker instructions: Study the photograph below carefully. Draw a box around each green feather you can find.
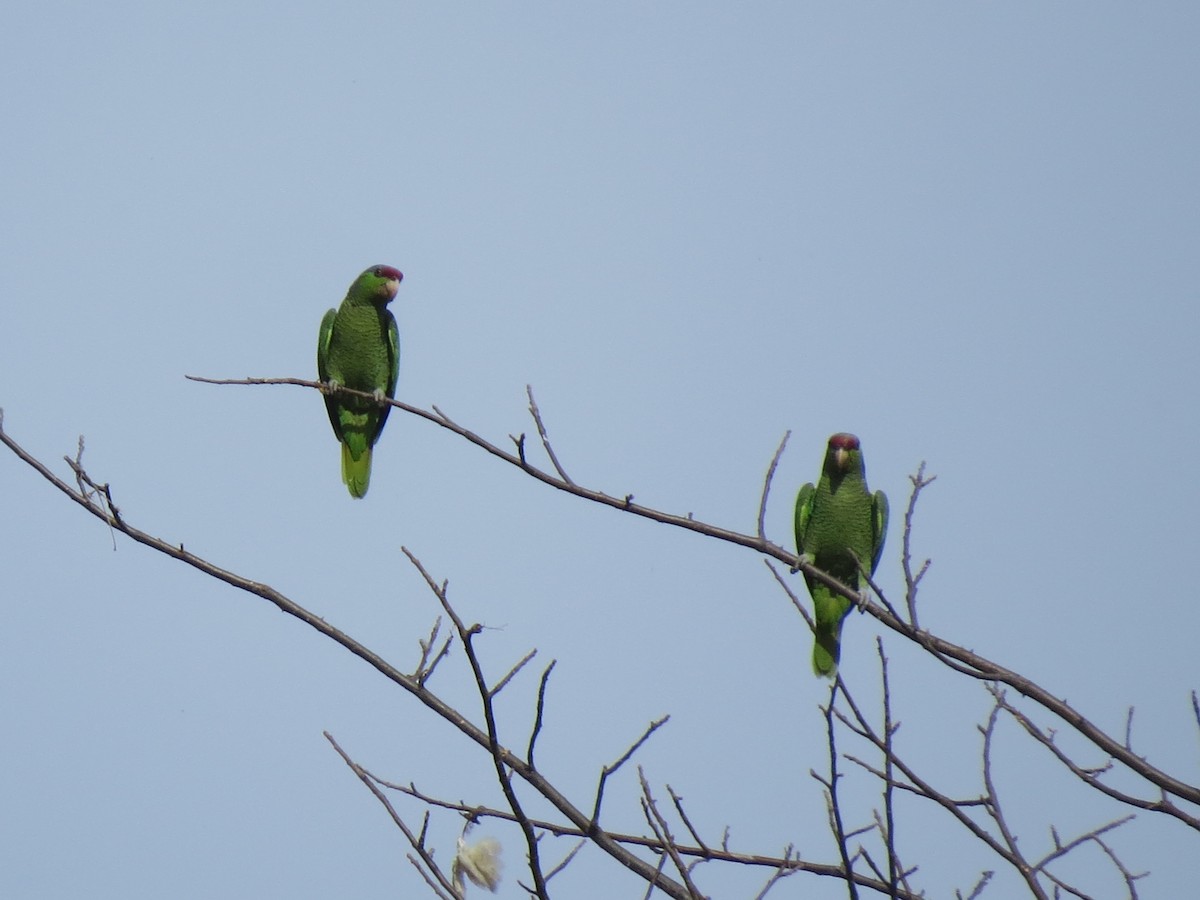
[794,433,888,677]
[316,265,402,499]
[341,444,372,499]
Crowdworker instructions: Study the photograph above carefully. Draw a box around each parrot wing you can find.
[316,308,343,441]
[793,482,815,554]
[870,489,889,574]
[372,310,401,436]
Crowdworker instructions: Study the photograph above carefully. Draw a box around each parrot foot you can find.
[855,589,871,612]
[846,549,871,611]
[323,378,342,396]
[372,388,388,405]
[790,552,812,575]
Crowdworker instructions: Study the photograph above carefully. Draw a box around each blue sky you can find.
[2,3,1198,897]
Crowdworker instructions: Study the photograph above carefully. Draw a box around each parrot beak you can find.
[383,278,400,301]
[833,447,850,472]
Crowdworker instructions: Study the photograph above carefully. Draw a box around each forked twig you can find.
[591,716,671,824]
[526,384,575,485]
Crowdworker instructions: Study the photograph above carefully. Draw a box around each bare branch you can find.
[901,462,935,627]
[526,384,575,485]
[757,430,790,541]
[527,660,556,771]
[764,559,817,639]
[591,716,671,824]
[875,639,905,898]
[543,838,586,883]
[414,617,454,686]
[184,375,801,564]
[510,431,527,466]
[2,416,700,897]
[835,681,1026,875]
[407,855,458,900]
[818,681,859,900]
[6,387,1196,897]
[325,731,459,899]
[1032,814,1135,874]
[489,648,537,698]
[957,870,994,900]
[640,853,671,900]
[381,779,920,895]
[1091,832,1149,897]
[638,768,705,898]
[988,686,1200,829]
[667,785,710,858]
[750,846,797,900]
[400,547,550,900]
[979,702,1048,898]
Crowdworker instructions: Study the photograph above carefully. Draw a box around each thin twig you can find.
[750,845,796,900]
[527,384,575,485]
[379,778,917,893]
[958,870,994,900]
[1092,832,1149,897]
[407,856,457,900]
[527,660,556,771]
[901,463,935,628]
[757,430,790,541]
[836,681,1025,874]
[543,839,586,883]
[489,648,537,698]
[979,700,1048,898]
[325,731,459,898]
[591,716,671,824]
[1033,814,1135,874]
[415,617,454,686]
[876,639,902,897]
[638,768,705,898]
[640,853,671,900]
[401,547,550,900]
[667,785,710,857]
[764,559,817,639]
[988,686,1200,829]
[818,681,859,899]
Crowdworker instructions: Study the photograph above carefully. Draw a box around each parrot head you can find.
[825,432,862,479]
[352,264,403,304]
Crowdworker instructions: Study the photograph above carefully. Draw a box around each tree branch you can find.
[0,417,696,900]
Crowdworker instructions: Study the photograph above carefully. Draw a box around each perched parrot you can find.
[317,264,403,498]
[794,433,888,677]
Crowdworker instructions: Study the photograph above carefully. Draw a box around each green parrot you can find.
[317,264,403,498]
[794,433,888,677]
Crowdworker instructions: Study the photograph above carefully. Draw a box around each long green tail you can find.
[812,624,841,677]
[341,443,372,498]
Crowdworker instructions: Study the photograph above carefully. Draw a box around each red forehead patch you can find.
[372,264,403,282]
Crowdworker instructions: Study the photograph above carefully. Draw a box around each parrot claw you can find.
[790,552,812,575]
[855,589,871,612]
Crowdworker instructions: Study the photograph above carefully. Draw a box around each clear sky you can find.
[2,3,1198,897]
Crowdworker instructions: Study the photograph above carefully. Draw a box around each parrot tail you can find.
[812,628,840,678]
[341,443,372,499]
